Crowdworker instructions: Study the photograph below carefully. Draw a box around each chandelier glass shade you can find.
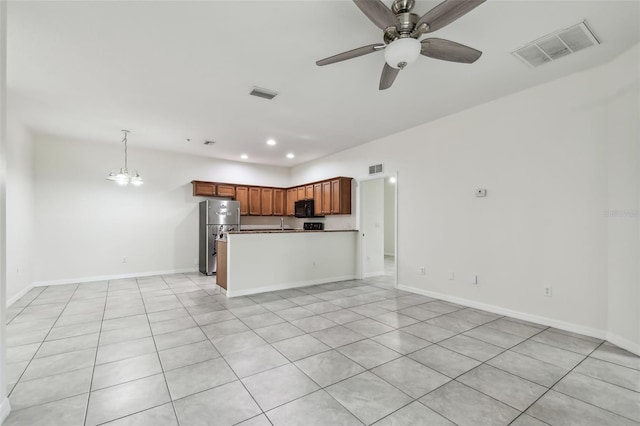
[106,130,144,186]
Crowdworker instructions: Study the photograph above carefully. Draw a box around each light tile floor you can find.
[4,272,640,425]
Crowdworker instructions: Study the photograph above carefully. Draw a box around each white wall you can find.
[0,1,10,420]
[5,116,34,304]
[32,134,291,284]
[292,44,640,352]
[384,178,395,256]
[226,231,357,297]
[361,178,385,277]
[604,46,640,351]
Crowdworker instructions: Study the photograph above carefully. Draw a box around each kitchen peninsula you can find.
[219,229,358,297]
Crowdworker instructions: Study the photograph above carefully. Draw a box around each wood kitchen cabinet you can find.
[331,178,352,214]
[235,186,249,215]
[191,177,353,216]
[273,189,285,216]
[216,240,227,290]
[286,188,297,216]
[248,187,261,215]
[321,181,331,214]
[191,181,216,196]
[313,183,322,216]
[297,186,306,201]
[261,188,274,216]
[216,184,235,198]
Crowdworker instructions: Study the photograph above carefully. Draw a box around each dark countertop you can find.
[227,229,358,235]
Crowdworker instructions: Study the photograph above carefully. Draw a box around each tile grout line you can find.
[8,283,84,404]
[81,281,112,426]
[134,275,183,426]
[164,274,275,426]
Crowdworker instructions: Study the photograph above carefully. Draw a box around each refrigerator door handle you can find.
[237,207,241,230]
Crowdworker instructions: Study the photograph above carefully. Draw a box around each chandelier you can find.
[106,130,144,186]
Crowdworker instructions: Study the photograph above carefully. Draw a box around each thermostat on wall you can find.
[476,188,487,197]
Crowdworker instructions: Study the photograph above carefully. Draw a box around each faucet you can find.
[280,217,284,230]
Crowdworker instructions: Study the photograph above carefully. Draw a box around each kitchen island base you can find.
[224,230,358,297]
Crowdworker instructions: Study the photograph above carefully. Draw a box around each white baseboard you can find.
[606,332,640,356]
[226,275,356,298]
[32,267,199,288]
[363,271,385,278]
[397,283,611,342]
[6,284,35,308]
[1,397,11,424]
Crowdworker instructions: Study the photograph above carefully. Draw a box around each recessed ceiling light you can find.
[286,153,295,159]
[240,154,248,160]
[266,139,277,146]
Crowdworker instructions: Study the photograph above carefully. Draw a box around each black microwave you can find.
[294,199,314,218]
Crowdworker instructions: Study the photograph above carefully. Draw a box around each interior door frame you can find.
[356,172,398,288]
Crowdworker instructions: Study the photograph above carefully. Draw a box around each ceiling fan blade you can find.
[379,63,400,90]
[353,0,398,30]
[421,38,482,63]
[316,44,384,66]
[417,0,485,33]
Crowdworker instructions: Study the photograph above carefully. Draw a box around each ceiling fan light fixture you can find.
[384,38,421,69]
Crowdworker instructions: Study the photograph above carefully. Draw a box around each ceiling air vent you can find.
[249,86,279,100]
[369,164,383,175]
[512,21,600,68]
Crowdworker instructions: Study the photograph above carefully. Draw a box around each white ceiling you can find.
[7,1,640,167]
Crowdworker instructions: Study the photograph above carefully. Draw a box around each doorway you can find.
[359,175,397,287]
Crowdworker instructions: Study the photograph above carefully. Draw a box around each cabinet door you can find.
[305,185,314,200]
[273,189,285,216]
[313,183,322,216]
[286,188,297,216]
[261,188,274,216]
[331,178,352,214]
[216,184,235,198]
[248,187,261,215]
[297,187,306,201]
[235,187,249,215]
[321,181,331,214]
[192,181,215,196]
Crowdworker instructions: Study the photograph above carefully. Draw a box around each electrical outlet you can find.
[472,275,478,285]
[448,272,455,280]
[420,267,426,276]
[122,256,127,264]
[544,287,552,297]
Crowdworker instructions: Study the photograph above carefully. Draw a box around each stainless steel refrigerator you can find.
[199,199,240,275]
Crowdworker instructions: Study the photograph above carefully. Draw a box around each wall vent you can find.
[369,164,383,175]
[512,21,600,68]
[249,86,279,100]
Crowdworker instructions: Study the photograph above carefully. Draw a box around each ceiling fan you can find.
[316,0,486,90]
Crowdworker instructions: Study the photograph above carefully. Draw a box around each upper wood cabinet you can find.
[297,187,306,201]
[191,177,352,216]
[235,186,249,215]
[331,178,352,215]
[216,184,235,198]
[248,187,261,215]
[313,183,322,216]
[321,181,331,214]
[261,188,274,216]
[192,181,216,197]
[286,188,297,216]
[273,189,285,216]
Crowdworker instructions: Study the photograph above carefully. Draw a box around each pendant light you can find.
[106,130,144,186]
